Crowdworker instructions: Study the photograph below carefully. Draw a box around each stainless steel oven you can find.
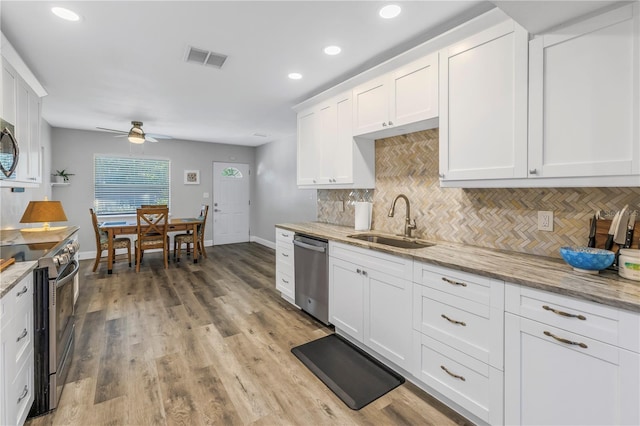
[31,235,79,416]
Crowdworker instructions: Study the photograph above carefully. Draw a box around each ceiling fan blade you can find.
[146,136,159,143]
[146,133,172,140]
[96,126,127,134]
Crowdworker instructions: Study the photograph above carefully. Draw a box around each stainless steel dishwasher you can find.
[293,233,329,325]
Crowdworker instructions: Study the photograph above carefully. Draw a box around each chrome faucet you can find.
[388,194,416,238]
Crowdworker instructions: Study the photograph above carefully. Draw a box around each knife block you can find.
[592,218,639,250]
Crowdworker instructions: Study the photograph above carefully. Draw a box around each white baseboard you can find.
[251,235,275,249]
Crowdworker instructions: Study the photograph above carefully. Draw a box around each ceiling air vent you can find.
[185,46,228,69]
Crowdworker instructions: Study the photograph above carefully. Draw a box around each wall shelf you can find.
[51,182,70,187]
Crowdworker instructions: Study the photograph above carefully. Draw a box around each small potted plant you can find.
[53,169,74,183]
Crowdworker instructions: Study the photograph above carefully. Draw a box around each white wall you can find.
[50,127,255,253]
[0,119,53,229]
[253,135,316,245]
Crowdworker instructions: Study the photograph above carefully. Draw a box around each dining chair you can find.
[174,205,209,262]
[135,207,170,272]
[90,208,131,272]
[140,204,168,208]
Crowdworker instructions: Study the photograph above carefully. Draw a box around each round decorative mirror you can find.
[0,126,19,178]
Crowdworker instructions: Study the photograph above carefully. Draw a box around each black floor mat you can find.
[291,333,405,410]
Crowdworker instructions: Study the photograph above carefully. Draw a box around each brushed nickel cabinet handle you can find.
[16,328,28,342]
[17,385,28,403]
[529,169,537,174]
[441,314,466,326]
[542,305,586,320]
[441,277,467,287]
[388,121,393,125]
[16,286,28,297]
[441,365,465,381]
[282,253,289,257]
[356,269,362,274]
[543,331,588,349]
[281,278,289,284]
[362,270,367,276]
[438,173,445,179]
[382,122,387,127]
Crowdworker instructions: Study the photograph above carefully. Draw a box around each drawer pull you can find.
[281,233,288,237]
[440,365,465,381]
[441,277,466,287]
[17,385,28,403]
[16,328,28,342]
[542,305,586,320]
[282,253,289,257]
[441,314,466,326]
[16,286,28,297]
[543,331,588,349]
[281,279,289,284]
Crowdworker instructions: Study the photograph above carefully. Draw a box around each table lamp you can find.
[20,198,68,232]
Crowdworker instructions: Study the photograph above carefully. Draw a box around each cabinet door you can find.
[2,60,17,126]
[15,81,29,182]
[352,75,389,136]
[316,102,336,184]
[505,313,640,425]
[330,94,353,184]
[296,108,319,185]
[329,257,365,342]
[27,93,41,183]
[528,4,640,178]
[439,20,528,181]
[390,53,438,127]
[364,268,412,370]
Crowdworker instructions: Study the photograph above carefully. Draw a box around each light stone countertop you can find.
[0,261,37,298]
[277,222,640,313]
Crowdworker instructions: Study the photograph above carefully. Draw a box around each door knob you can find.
[214,209,221,212]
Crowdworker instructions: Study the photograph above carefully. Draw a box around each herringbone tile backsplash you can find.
[317,129,640,258]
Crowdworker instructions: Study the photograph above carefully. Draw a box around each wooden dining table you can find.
[99,217,203,274]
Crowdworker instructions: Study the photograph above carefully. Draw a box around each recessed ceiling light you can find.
[288,72,302,80]
[324,46,342,56]
[379,4,401,19]
[51,7,80,21]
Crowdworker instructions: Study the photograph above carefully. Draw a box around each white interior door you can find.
[212,162,250,245]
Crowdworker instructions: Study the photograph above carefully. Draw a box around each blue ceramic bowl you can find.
[559,246,615,273]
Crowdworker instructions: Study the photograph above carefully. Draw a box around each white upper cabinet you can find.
[528,3,640,181]
[352,53,439,138]
[296,107,318,186]
[439,20,529,182]
[296,91,375,189]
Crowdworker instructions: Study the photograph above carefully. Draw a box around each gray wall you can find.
[0,119,53,229]
[50,128,255,255]
[253,135,316,244]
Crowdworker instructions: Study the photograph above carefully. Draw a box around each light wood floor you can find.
[26,243,471,426]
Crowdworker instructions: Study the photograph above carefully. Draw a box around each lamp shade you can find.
[20,200,68,224]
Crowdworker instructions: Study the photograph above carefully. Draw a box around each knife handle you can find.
[604,235,614,251]
[624,228,634,248]
[587,236,596,248]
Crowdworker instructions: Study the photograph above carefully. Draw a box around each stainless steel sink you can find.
[347,233,434,249]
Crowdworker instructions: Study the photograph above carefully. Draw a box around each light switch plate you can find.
[538,211,553,232]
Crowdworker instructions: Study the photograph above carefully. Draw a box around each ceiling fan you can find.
[96,121,171,144]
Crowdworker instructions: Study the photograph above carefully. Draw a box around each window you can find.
[221,166,243,178]
[94,155,170,215]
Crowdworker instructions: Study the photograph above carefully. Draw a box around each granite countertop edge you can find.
[277,222,640,313]
[0,261,38,298]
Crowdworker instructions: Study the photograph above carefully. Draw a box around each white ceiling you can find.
[0,1,494,147]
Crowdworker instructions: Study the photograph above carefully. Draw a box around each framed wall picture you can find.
[184,169,200,185]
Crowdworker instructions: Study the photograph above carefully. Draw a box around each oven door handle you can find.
[56,260,79,289]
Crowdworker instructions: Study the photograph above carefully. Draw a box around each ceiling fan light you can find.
[128,129,145,144]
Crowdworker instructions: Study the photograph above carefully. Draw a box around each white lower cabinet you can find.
[275,228,295,303]
[412,261,504,424]
[505,284,640,425]
[1,273,34,426]
[329,241,412,370]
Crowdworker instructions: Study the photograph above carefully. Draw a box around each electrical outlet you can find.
[538,211,554,232]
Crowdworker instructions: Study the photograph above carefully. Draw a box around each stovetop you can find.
[0,226,79,263]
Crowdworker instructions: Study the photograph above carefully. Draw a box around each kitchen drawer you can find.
[413,331,503,425]
[413,284,503,368]
[413,261,503,308]
[330,241,413,280]
[275,243,293,270]
[1,274,32,324]
[7,352,34,426]
[275,228,294,245]
[275,269,294,300]
[506,283,640,352]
